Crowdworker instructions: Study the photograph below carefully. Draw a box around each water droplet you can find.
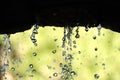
[61,75,65,79]
[33,52,37,56]
[62,51,66,56]
[54,39,58,42]
[73,40,76,44]
[53,73,58,77]
[32,69,36,73]
[19,75,23,78]
[52,50,56,54]
[94,74,99,79]
[59,63,63,67]
[73,45,77,48]
[93,36,96,40]
[65,77,69,80]
[65,54,73,62]
[11,67,15,71]
[102,63,105,66]
[33,24,39,29]
[85,24,89,32]
[49,76,52,78]
[53,28,56,30]
[29,75,34,77]
[95,48,98,51]
[33,28,38,34]
[30,33,35,40]
[97,24,102,36]
[62,68,67,73]
[47,65,52,69]
[78,51,81,54]
[71,71,77,76]
[34,43,37,46]
[32,39,37,43]
[29,64,33,68]
[95,63,98,66]
[75,33,80,38]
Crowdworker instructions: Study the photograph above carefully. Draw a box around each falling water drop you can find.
[75,33,80,38]
[52,50,56,54]
[75,27,80,38]
[78,51,81,54]
[59,63,63,67]
[11,67,15,71]
[53,28,56,31]
[62,27,67,48]
[62,51,66,56]
[94,48,98,51]
[29,64,33,68]
[67,27,73,47]
[53,72,58,77]
[97,24,102,36]
[54,38,58,42]
[70,71,77,76]
[33,52,37,56]
[93,36,96,40]
[32,69,36,73]
[33,28,38,34]
[61,26,77,80]
[85,24,89,32]
[73,40,76,44]
[30,24,39,46]
[73,45,77,48]
[94,74,100,79]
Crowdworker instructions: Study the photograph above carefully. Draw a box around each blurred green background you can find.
[0,26,120,80]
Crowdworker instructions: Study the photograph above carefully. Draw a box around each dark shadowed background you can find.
[1,0,120,34]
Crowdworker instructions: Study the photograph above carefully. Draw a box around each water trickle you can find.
[97,24,102,36]
[67,27,73,47]
[62,27,67,48]
[30,24,39,46]
[60,26,77,80]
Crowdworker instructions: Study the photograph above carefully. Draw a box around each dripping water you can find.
[0,34,12,80]
[60,26,77,80]
[30,24,39,46]
[62,27,67,48]
[85,24,89,32]
[97,24,102,36]
[75,26,80,38]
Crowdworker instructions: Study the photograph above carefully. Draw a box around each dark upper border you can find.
[1,1,120,34]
